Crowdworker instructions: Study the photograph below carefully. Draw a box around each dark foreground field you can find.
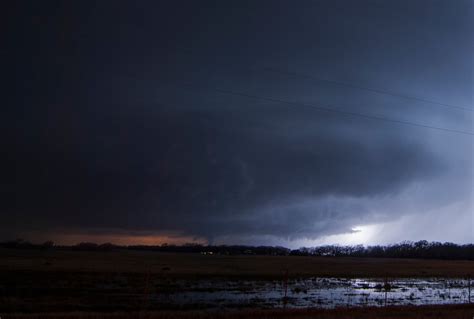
[1,248,473,278]
[1,249,473,317]
[6,304,474,319]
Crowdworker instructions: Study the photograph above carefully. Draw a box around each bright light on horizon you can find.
[293,224,383,248]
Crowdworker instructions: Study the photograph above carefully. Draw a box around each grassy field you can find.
[1,248,473,279]
[1,248,473,317]
[5,304,474,319]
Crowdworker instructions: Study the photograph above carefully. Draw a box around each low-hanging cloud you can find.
[3,0,472,245]
[6,103,445,242]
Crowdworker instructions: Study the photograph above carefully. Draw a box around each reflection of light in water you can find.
[165,277,470,309]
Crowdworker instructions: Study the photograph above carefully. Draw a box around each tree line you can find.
[0,239,472,260]
[290,240,474,260]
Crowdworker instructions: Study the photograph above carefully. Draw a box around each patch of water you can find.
[150,277,471,309]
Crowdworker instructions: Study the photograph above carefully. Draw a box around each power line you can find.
[262,67,473,112]
[174,48,473,112]
[179,82,474,136]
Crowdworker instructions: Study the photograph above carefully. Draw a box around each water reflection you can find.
[152,277,471,308]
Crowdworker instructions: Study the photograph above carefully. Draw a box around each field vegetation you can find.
[1,248,473,317]
[5,304,474,319]
[1,248,473,279]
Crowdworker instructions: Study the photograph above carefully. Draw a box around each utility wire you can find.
[262,67,473,112]
[175,49,473,112]
[179,82,474,136]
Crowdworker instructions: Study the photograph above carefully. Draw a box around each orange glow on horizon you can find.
[23,232,208,246]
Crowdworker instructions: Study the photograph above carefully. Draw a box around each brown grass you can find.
[6,304,474,319]
[1,248,473,279]
[1,249,472,316]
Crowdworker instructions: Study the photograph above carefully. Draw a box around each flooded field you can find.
[150,277,471,309]
[2,251,473,313]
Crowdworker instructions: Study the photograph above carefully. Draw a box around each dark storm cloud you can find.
[3,0,472,243]
[6,102,441,238]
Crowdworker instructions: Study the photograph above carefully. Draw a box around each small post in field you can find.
[468,274,471,304]
[141,268,151,310]
[283,268,289,308]
[384,276,390,307]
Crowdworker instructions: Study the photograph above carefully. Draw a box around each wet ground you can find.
[1,271,471,312]
[149,277,471,309]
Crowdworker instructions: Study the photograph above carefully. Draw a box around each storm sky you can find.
[4,0,473,247]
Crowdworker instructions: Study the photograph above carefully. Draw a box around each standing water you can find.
[150,277,471,309]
